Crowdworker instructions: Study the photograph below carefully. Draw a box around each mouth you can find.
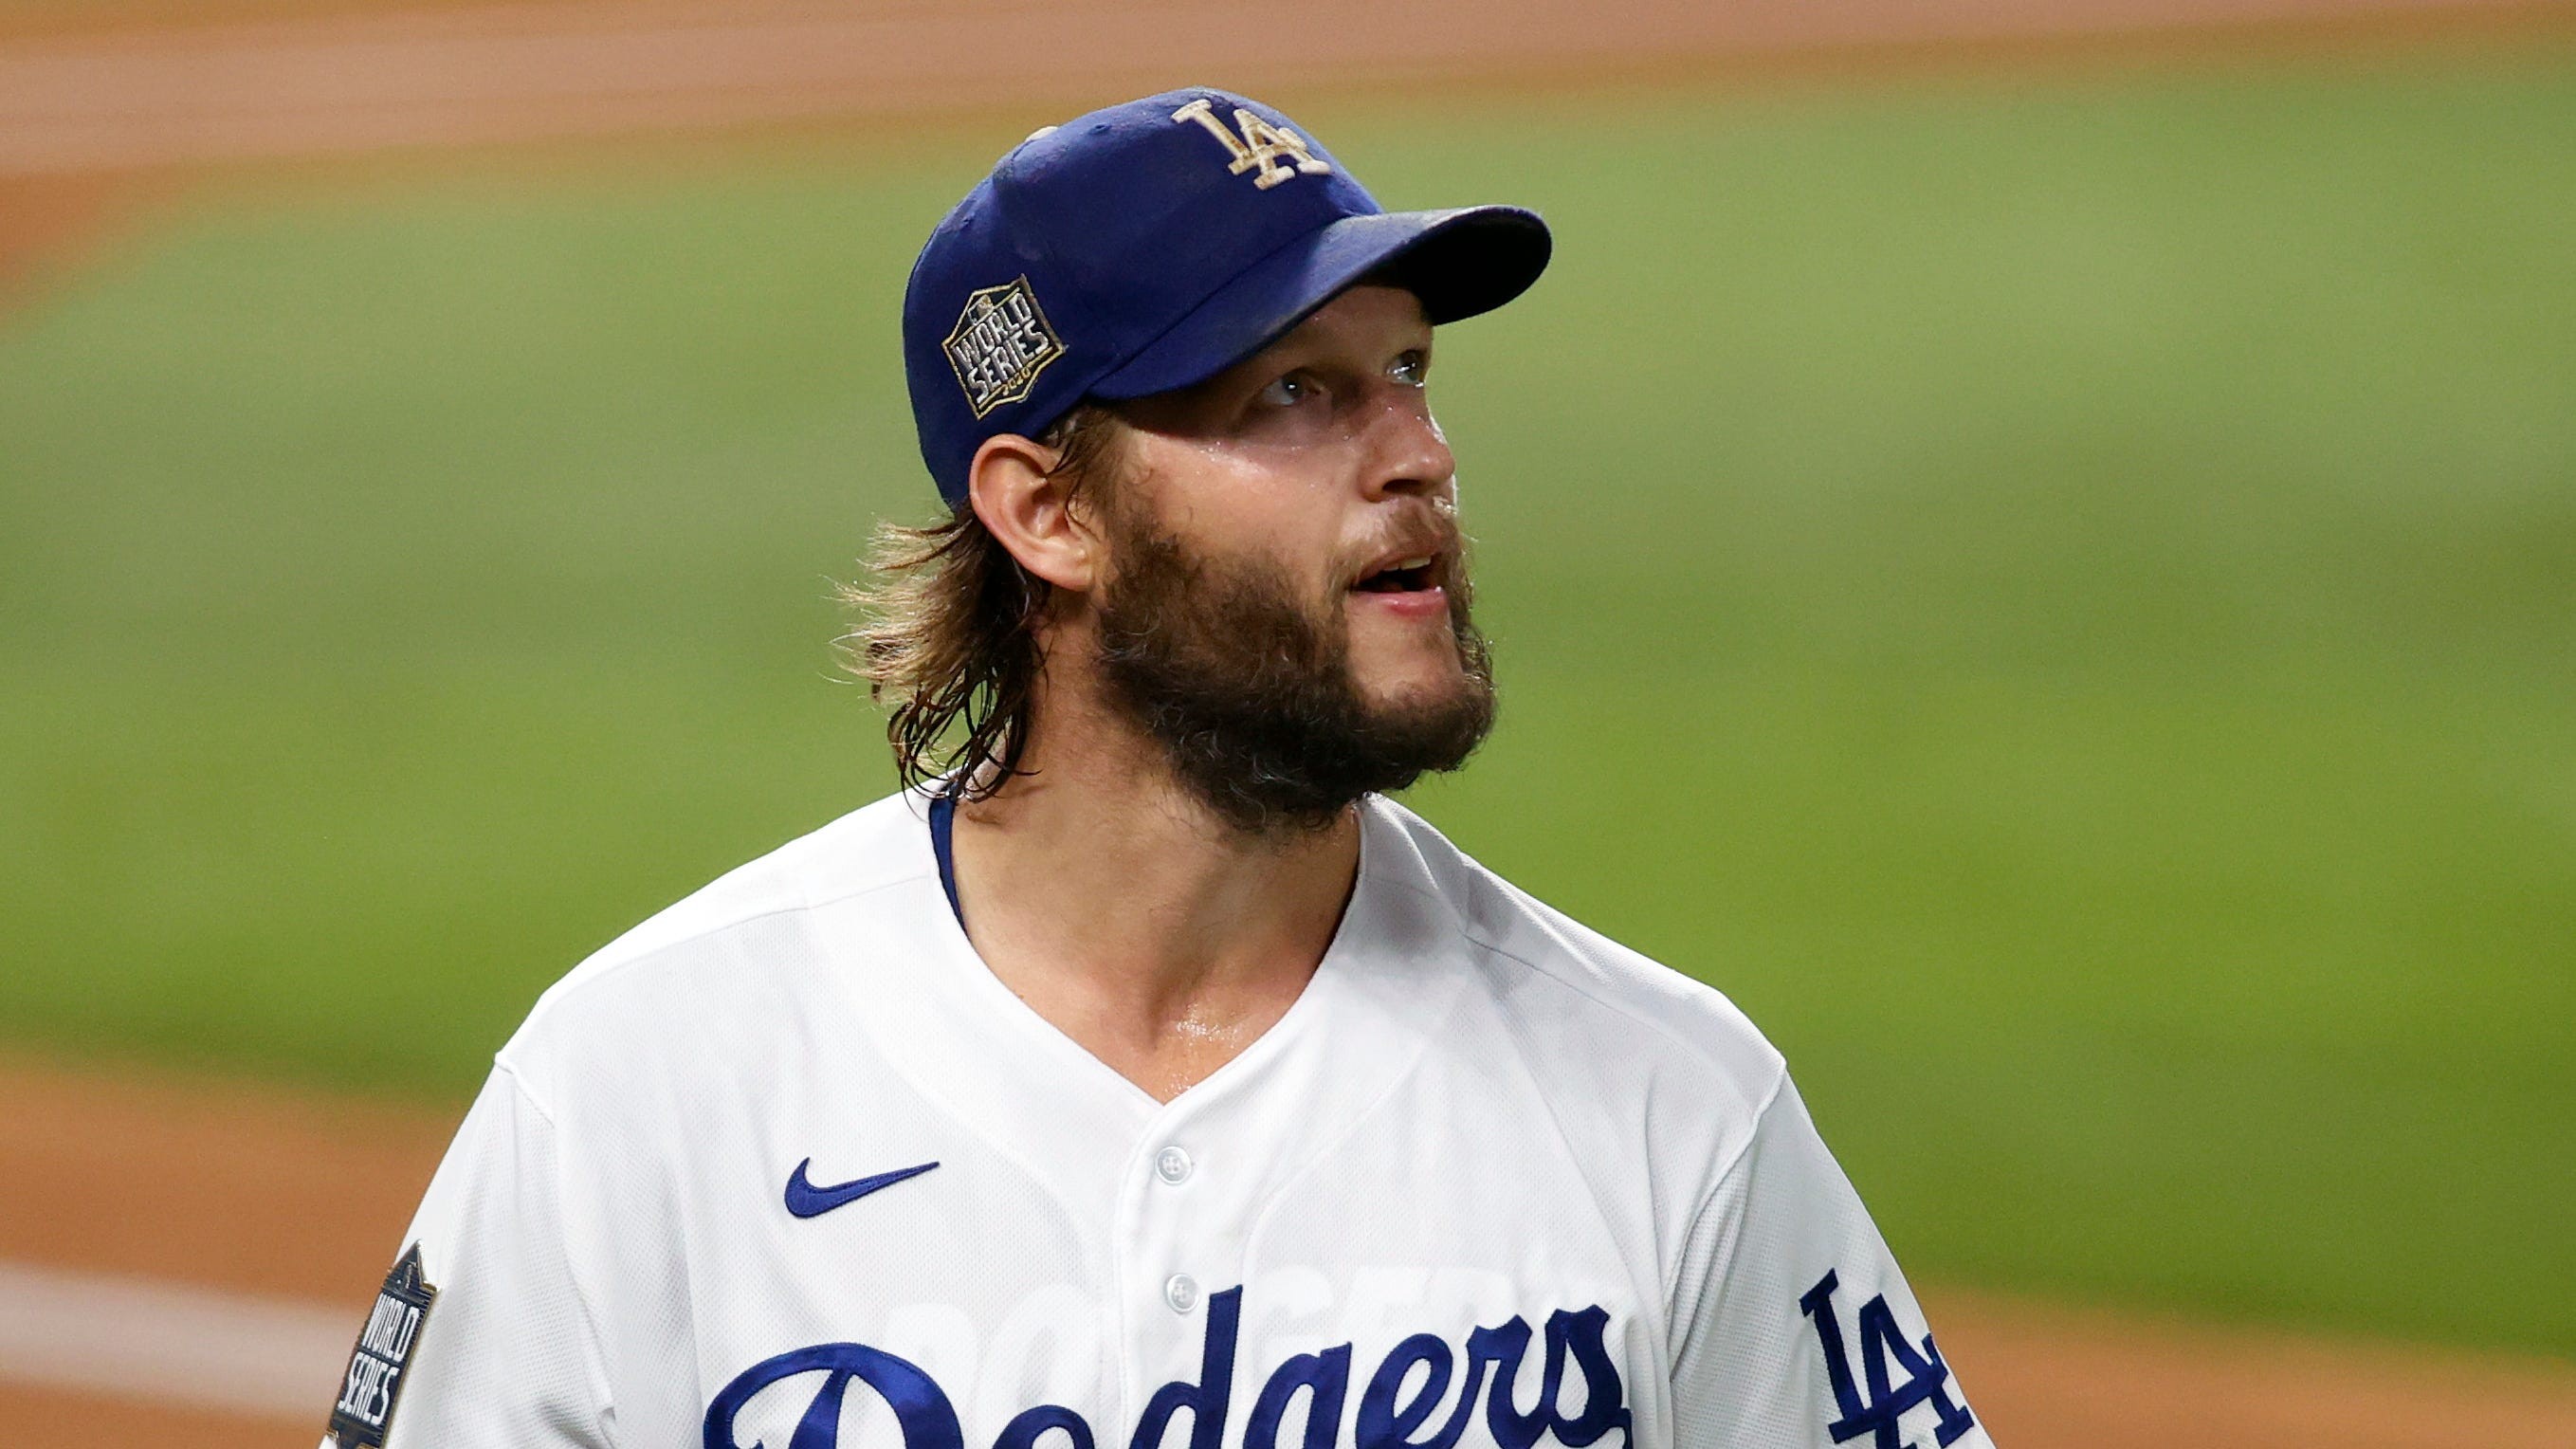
[1351,554,1440,596]
[1345,546,1452,623]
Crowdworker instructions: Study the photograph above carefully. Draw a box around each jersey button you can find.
[1162,1274,1199,1314]
[1154,1146,1194,1184]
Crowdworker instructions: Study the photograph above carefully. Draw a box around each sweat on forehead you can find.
[901,86,1550,508]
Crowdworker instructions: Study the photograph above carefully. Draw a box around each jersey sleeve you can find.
[318,1063,615,1449]
[1667,1073,1995,1449]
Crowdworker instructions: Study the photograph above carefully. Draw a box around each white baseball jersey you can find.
[324,789,1991,1449]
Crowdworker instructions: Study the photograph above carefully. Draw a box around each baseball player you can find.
[325,87,1991,1449]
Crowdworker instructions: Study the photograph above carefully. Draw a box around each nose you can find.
[1358,384,1456,503]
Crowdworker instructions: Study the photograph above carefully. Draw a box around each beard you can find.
[1090,502,1497,840]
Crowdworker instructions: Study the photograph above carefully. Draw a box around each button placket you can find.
[1122,1094,1256,1390]
[1150,1143,1199,1312]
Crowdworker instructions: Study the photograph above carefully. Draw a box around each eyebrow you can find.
[1261,326,1434,375]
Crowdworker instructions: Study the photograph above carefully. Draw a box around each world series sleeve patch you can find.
[328,1243,438,1448]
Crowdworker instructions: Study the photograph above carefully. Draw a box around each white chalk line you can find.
[0,1257,347,1418]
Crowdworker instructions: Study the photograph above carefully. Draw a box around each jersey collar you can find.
[809,793,1479,1212]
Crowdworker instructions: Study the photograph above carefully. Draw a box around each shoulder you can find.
[1364,795,1789,1149]
[551,787,930,986]
[491,788,936,1103]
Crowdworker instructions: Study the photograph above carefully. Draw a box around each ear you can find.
[967,431,1103,595]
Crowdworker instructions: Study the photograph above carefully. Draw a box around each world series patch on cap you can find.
[943,278,1067,419]
[902,85,1551,506]
[327,1243,438,1447]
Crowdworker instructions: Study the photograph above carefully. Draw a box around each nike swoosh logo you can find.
[784,1158,940,1219]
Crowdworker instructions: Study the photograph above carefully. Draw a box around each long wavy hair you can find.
[842,406,1123,801]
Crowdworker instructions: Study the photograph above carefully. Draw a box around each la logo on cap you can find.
[1171,98,1332,191]
[943,277,1065,418]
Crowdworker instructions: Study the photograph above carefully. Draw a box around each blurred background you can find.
[3,0,2572,1444]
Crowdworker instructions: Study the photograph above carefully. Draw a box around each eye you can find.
[1257,371,1319,408]
[1390,349,1429,387]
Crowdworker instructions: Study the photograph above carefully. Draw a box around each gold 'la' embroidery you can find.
[1171,99,1333,191]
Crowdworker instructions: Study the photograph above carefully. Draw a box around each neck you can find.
[946,678,1361,1104]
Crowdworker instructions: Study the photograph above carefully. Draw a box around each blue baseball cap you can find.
[903,86,1551,507]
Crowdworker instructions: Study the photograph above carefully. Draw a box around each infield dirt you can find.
[4,0,2574,288]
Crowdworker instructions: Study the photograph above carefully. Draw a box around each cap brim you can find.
[1088,205,1550,401]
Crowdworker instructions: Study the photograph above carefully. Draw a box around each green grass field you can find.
[5,48,2572,1355]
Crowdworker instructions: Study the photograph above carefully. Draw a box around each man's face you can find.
[1082,284,1496,835]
